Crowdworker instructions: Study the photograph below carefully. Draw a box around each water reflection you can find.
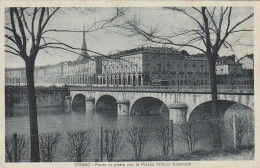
[5,106,169,136]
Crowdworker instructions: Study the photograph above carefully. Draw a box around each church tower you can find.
[77,26,89,61]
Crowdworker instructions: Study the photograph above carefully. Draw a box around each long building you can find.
[5,29,254,87]
[5,29,102,86]
[99,49,210,86]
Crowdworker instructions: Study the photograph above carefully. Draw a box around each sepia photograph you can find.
[2,4,256,166]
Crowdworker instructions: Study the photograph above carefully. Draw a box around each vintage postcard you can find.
[0,0,259,168]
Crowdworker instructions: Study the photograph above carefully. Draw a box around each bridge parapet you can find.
[68,85,254,94]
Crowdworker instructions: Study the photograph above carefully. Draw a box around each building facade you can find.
[5,28,254,87]
[216,55,254,85]
[5,68,26,85]
[98,48,211,86]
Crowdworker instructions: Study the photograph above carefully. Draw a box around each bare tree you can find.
[5,135,28,162]
[39,132,61,162]
[228,116,250,147]
[63,130,94,162]
[5,7,122,161]
[126,127,149,160]
[115,7,253,148]
[103,129,124,161]
[176,122,202,154]
[155,125,171,159]
[246,116,254,146]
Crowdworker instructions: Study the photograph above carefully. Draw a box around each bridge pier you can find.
[85,97,95,111]
[117,100,130,116]
[64,96,72,113]
[169,103,188,124]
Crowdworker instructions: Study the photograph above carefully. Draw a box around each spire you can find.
[77,26,89,61]
[82,26,86,48]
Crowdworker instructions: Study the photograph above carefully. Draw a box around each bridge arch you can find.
[188,100,254,148]
[72,94,86,111]
[130,97,169,115]
[96,95,117,113]
[188,100,254,121]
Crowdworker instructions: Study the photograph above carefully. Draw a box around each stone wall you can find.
[5,86,69,108]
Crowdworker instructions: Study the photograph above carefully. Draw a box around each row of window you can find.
[103,56,142,69]
[144,58,208,66]
[103,67,141,74]
[155,67,209,72]
[5,71,22,77]
[172,79,209,85]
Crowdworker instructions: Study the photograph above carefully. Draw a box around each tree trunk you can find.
[209,55,222,148]
[25,59,40,162]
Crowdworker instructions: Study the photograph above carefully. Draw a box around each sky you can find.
[5,7,254,68]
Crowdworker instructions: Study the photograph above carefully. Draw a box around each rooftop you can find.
[107,46,181,58]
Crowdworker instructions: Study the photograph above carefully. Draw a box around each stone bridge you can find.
[66,85,254,123]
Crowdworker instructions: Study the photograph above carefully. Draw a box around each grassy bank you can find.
[122,145,254,161]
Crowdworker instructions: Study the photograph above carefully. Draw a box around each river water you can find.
[5,104,254,161]
[6,107,174,161]
[6,107,170,136]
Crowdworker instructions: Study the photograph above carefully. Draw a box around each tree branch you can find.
[39,42,108,58]
[5,44,21,55]
[9,8,27,61]
[218,11,253,51]
[35,8,45,48]
[5,50,22,57]
[165,7,205,33]
[5,35,18,46]
[13,8,27,51]
[40,45,98,62]
[201,7,213,58]
[21,9,32,36]
[121,15,206,53]
[31,7,38,46]
[5,26,14,32]
[41,7,60,31]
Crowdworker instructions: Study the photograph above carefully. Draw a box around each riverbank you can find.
[124,146,254,161]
